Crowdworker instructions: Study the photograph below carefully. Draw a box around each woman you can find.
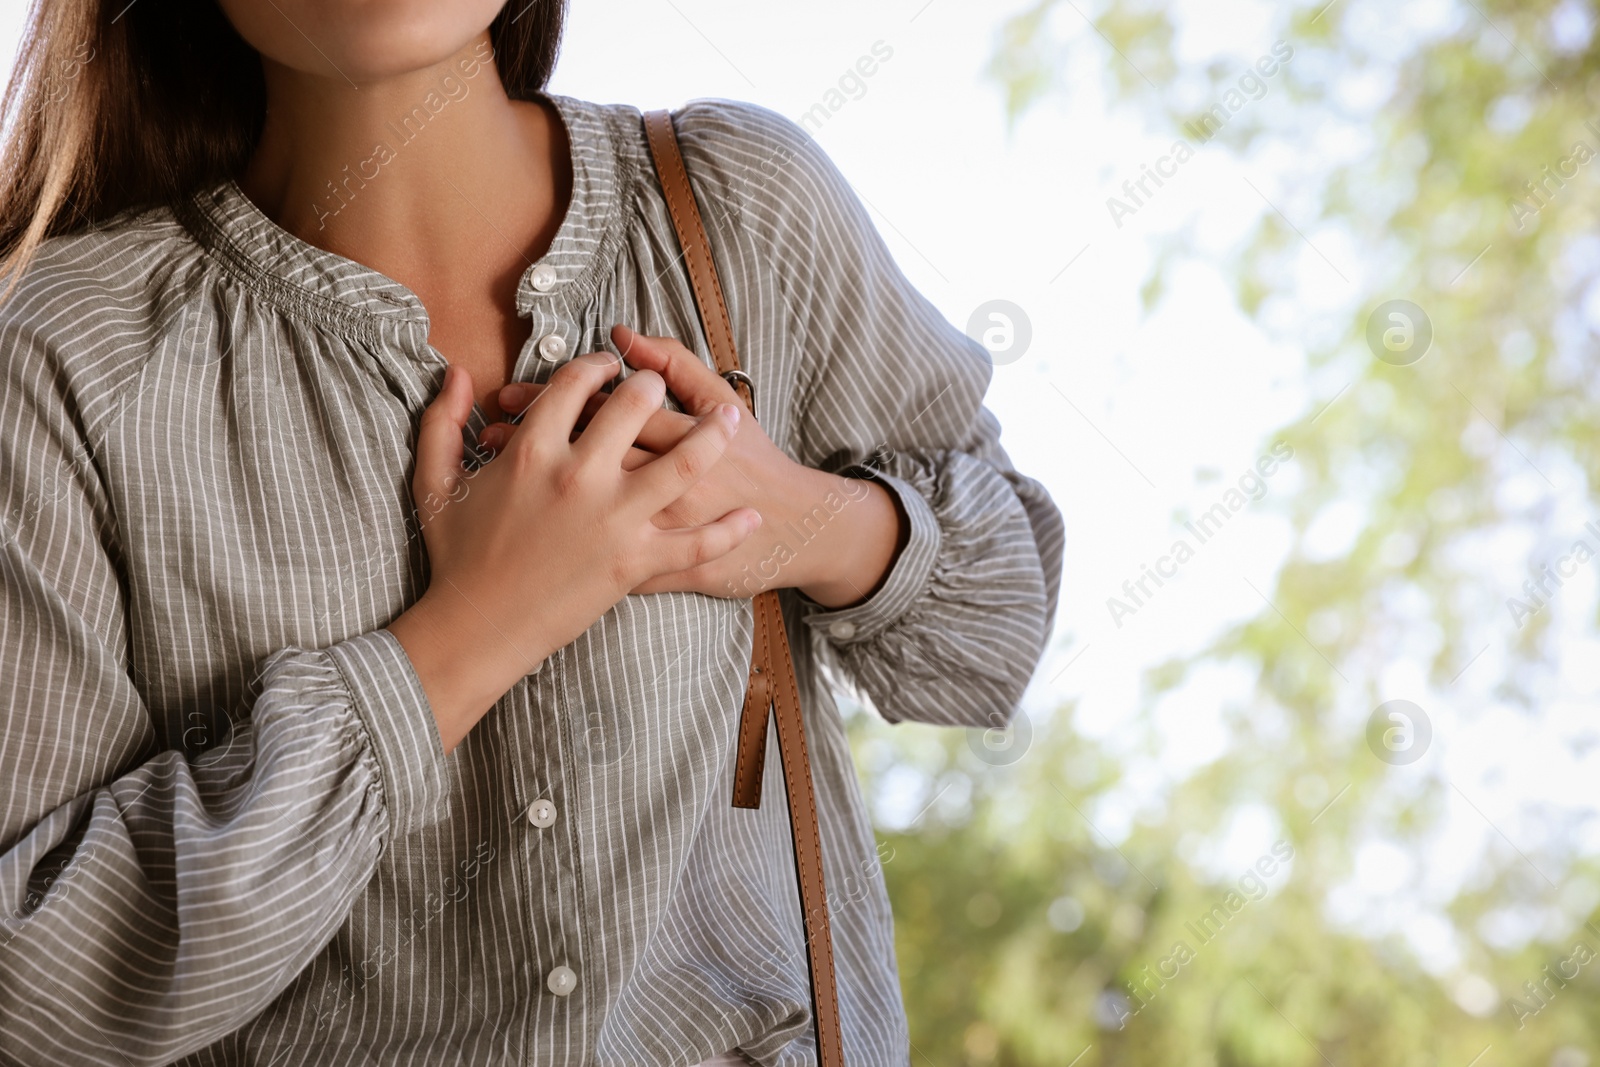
[0,1,1063,1064]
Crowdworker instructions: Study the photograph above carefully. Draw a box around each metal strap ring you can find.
[720,369,756,422]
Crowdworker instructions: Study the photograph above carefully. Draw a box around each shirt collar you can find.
[176,91,629,343]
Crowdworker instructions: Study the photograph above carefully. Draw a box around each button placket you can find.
[517,306,576,389]
[514,646,591,1012]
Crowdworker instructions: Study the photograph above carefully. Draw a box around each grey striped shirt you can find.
[0,93,1063,1066]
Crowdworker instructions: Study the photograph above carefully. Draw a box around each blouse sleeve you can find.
[0,306,451,1065]
[674,100,1065,730]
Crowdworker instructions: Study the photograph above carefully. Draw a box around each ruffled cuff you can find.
[800,467,940,646]
[326,628,452,840]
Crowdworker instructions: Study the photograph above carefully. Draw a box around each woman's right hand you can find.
[386,352,759,752]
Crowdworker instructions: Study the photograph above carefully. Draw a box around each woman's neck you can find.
[237,32,570,301]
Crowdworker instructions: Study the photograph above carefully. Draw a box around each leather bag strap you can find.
[643,109,845,1067]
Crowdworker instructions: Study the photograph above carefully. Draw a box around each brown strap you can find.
[642,111,752,410]
[643,109,844,1067]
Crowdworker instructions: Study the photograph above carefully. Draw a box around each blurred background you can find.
[8,1,1600,1063]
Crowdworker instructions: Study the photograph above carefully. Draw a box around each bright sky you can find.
[3,0,1595,987]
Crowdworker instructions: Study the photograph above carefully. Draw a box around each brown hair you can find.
[0,0,568,299]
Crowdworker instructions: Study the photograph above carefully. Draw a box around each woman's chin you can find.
[217,0,504,84]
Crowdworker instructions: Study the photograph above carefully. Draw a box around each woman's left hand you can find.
[481,325,903,607]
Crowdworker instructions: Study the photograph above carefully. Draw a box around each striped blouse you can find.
[0,92,1063,1066]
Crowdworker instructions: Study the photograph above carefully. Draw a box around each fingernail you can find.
[501,382,528,404]
[720,403,740,424]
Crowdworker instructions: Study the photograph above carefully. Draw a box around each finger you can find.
[510,351,622,449]
[513,369,701,450]
[502,377,626,440]
[478,422,512,455]
[479,411,570,455]
[572,389,693,450]
[627,402,742,510]
[612,324,740,417]
[499,380,596,422]
[573,367,666,461]
[645,507,762,579]
[414,366,474,504]
[626,407,699,453]
[578,391,609,428]
[497,381,546,419]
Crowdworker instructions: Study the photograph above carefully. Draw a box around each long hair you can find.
[0,0,568,300]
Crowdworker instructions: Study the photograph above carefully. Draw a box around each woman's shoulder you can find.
[577,94,859,239]
[1,205,198,320]
[0,204,199,374]
[668,97,816,158]
[674,97,845,207]
[574,94,818,165]
[0,203,197,335]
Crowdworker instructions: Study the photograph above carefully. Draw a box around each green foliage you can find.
[860,1,1600,1063]
[854,704,1600,1065]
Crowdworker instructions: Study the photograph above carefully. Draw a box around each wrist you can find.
[388,586,547,752]
[791,470,905,609]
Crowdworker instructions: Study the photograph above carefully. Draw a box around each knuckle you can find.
[552,460,587,499]
[570,352,620,383]
[671,446,706,483]
[605,550,636,591]
[549,358,598,391]
[504,434,545,478]
[538,373,577,403]
[689,536,714,570]
[418,405,448,433]
[697,530,730,570]
[615,384,660,418]
[618,365,662,394]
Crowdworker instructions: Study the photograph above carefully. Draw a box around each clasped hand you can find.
[476,324,898,608]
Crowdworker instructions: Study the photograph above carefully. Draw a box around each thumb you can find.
[613,323,733,417]
[414,365,474,505]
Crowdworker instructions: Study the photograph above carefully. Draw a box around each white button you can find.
[828,620,857,642]
[526,799,557,828]
[547,965,577,996]
[538,333,567,361]
[531,264,558,292]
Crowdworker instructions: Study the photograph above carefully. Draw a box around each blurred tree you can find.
[852,1,1600,1064]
